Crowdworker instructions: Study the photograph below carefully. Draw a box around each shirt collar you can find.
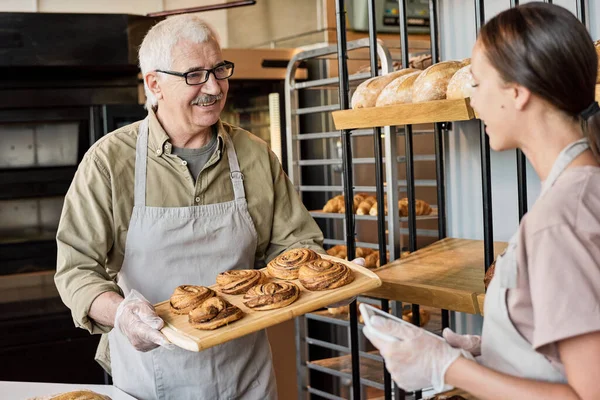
[147,107,225,157]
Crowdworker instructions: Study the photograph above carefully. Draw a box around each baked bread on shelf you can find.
[369,198,432,217]
[323,194,344,213]
[375,70,422,106]
[188,296,244,330]
[267,248,320,280]
[216,269,264,295]
[299,259,354,291]
[412,61,463,103]
[356,195,377,215]
[409,54,433,70]
[169,285,216,315]
[243,282,300,310]
[351,68,421,109]
[446,65,474,100]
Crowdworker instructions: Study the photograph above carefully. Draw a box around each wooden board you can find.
[154,254,381,352]
[331,99,476,130]
[367,238,507,314]
[477,292,486,316]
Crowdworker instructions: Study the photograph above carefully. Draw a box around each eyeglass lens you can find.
[186,63,233,85]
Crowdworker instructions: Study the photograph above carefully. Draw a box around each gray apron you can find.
[108,118,277,400]
[480,138,590,382]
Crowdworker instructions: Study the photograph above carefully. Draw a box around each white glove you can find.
[114,289,174,352]
[443,327,481,357]
[363,315,473,392]
[326,258,365,308]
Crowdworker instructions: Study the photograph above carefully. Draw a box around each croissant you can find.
[170,285,216,314]
[339,193,369,214]
[216,269,264,295]
[243,281,300,310]
[267,248,321,280]
[299,259,354,291]
[323,195,344,213]
[356,196,377,215]
[189,296,244,330]
[398,198,433,217]
[402,308,431,327]
[326,245,347,259]
[369,201,388,216]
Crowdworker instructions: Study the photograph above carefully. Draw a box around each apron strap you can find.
[222,132,246,200]
[542,138,589,194]
[134,117,150,208]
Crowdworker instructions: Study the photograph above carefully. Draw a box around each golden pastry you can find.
[323,195,344,213]
[216,269,264,295]
[402,308,431,327]
[356,196,376,215]
[299,259,354,291]
[189,296,244,330]
[326,244,347,259]
[169,285,215,315]
[43,391,111,400]
[267,248,320,280]
[243,282,300,310]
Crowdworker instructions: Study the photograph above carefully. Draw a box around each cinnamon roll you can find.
[299,259,354,291]
[267,248,320,280]
[243,282,300,310]
[216,269,264,295]
[169,285,216,315]
[188,297,244,330]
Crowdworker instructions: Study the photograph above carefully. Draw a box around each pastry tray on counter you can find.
[154,254,382,352]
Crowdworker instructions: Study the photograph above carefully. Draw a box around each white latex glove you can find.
[326,257,365,308]
[442,327,481,357]
[363,315,473,392]
[114,289,174,352]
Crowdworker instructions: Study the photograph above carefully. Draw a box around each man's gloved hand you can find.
[363,315,473,392]
[114,289,174,352]
[442,327,482,357]
[326,257,365,308]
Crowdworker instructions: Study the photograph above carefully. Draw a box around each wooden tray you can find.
[154,254,382,352]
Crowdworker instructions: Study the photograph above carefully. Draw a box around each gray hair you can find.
[138,15,219,110]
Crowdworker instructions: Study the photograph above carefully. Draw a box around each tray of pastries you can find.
[154,250,381,352]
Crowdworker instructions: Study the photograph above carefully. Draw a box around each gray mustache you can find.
[191,93,223,105]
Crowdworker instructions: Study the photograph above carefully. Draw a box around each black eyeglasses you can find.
[155,61,235,85]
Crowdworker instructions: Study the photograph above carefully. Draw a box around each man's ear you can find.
[145,72,163,101]
[513,84,531,111]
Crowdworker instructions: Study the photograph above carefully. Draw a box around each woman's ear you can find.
[513,84,532,111]
[145,72,163,101]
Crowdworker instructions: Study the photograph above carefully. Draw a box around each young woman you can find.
[364,3,600,399]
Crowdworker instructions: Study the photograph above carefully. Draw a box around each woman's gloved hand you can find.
[442,327,482,357]
[363,315,473,392]
[114,289,174,352]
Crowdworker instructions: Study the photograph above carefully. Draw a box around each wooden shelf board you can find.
[366,238,507,314]
[332,98,475,130]
[477,293,486,316]
[309,351,384,386]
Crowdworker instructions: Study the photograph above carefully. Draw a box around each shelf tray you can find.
[154,254,381,352]
[367,238,506,314]
[331,98,476,130]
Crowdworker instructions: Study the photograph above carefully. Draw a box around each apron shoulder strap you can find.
[222,131,246,201]
[134,118,150,207]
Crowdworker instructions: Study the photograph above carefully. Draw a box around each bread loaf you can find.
[412,61,463,103]
[595,40,600,83]
[446,65,474,100]
[351,69,421,108]
[376,70,422,106]
[460,57,471,66]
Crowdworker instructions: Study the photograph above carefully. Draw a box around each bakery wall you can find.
[438,0,599,334]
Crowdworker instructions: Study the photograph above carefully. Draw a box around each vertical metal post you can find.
[510,0,519,7]
[435,122,450,328]
[335,2,361,399]
[429,0,439,64]
[576,0,587,28]
[367,2,391,400]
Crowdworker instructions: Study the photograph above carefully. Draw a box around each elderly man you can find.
[54,15,325,400]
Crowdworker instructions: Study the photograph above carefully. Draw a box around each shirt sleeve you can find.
[264,150,325,263]
[55,151,123,335]
[528,224,600,355]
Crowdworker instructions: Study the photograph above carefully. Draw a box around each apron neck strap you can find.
[222,132,246,200]
[134,117,150,207]
[542,138,589,194]
[134,118,247,206]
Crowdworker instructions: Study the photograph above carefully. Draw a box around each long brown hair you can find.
[479,3,600,158]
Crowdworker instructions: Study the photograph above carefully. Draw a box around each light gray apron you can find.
[480,138,589,382]
[108,118,277,400]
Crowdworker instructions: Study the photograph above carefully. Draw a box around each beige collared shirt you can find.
[54,109,324,335]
